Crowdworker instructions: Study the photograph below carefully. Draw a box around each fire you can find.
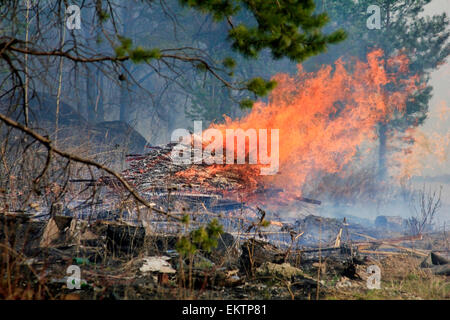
[390,100,450,181]
[179,50,419,202]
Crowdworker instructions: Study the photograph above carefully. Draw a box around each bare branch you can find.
[0,112,180,222]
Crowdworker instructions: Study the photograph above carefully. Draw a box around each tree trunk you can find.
[119,3,132,124]
[377,1,390,181]
[86,65,96,123]
[119,80,129,123]
[96,69,104,122]
[378,122,387,180]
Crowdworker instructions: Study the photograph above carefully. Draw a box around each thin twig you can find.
[0,113,180,221]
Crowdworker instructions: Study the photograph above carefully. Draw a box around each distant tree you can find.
[407,184,442,235]
[113,0,347,123]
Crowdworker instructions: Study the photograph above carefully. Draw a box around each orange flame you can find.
[180,50,419,202]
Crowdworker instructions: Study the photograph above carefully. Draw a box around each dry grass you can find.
[324,254,449,300]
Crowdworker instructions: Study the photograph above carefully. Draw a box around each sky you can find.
[419,0,450,177]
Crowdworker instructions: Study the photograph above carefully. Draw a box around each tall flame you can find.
[207,49,418,198]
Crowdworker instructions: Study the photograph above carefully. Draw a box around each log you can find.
[295,197,322,205]
[239,239,284,274]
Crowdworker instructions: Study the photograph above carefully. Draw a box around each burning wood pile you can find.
[122,143,255,201]
[117,143,319,212]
